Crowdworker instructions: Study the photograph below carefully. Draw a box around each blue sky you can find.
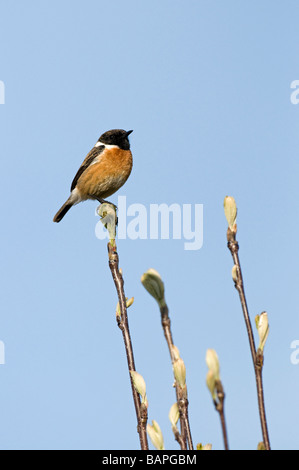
[0,0,298,450]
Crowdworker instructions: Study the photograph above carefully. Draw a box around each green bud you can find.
[231,265,238,283]
[147,420,165,450]
[116,297,134,316]
[257,442,266,451]
[98,203,117,242]
[130,370,147,404]
[171,345,181,361]
[255,312,269,352]
[206,369,216,400]
[197,443,212,450]
[168,403,180,428]
[224,196,237,230]
[141,269,166,308]
[206,349,220,381]
[126,297,134,308]
[173,357,186,388]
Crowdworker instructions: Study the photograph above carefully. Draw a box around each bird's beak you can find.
[126,130,133,136]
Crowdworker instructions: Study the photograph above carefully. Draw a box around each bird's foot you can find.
[98,199,118,212]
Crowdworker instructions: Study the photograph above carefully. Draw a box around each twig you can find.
[160,304,193,450]
[214,380,229,450]
[255,349,270,451]
[108,242,148,449]
[103,205,148,450]
[227,228,271,450]
[206,349,229,450]
[172,424,186,449]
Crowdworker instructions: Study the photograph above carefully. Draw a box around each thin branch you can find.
[227,228,271,450]
[219,409,229,451]
[108,241,148,450]
[228,238,257,363]
[160,304,193,450]
[255,350,270,451]
[172,425,186,449]
[214,380,229,450]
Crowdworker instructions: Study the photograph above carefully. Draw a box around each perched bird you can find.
[53,129,133,223]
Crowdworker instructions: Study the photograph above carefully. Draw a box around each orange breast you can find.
[76,148,133,200]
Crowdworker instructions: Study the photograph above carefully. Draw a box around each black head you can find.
[98,129,133,150]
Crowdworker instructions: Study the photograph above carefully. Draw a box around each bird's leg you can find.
[97,198,118,210]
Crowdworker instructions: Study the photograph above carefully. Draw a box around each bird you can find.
[53,129,133,223]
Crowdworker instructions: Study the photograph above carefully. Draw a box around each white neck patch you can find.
[94,141,119,149]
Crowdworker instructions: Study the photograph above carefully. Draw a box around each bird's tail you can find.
[53,198,73,223]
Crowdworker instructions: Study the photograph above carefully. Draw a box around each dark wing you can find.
[70,145,105,191]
